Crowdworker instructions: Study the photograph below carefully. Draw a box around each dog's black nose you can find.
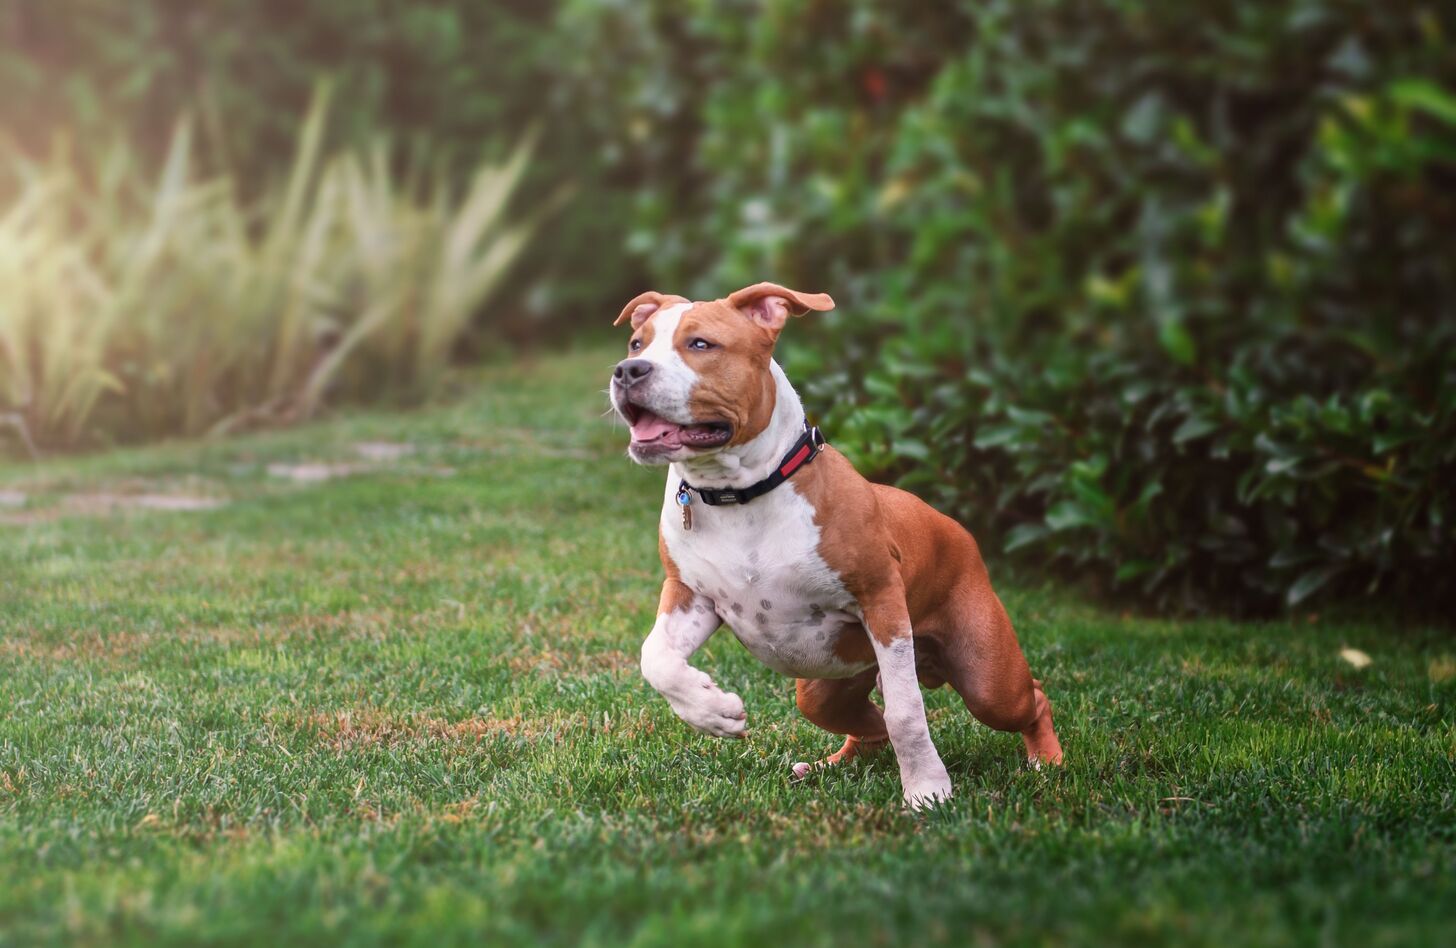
[613,358,654,386]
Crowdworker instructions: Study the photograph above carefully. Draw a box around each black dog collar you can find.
[675,423,825,529]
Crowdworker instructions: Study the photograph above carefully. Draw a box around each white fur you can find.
[660,364,872,680]
[660,476,871,680]
[640,601,747,738]
[864,633,953,808]
[631,302,698,423]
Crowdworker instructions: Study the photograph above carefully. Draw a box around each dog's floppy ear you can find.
[726,282,835,332]
[613,291,682,329]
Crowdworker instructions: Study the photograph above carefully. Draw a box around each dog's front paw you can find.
[672,686,747,739]
[902,767,953,811]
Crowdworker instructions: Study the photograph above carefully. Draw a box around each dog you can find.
[609,282,1063,807]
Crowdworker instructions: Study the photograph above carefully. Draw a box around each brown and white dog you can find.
[609,282,1063,807]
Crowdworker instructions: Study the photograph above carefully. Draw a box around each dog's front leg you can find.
[640,582,746,738]
[860,587,952,809]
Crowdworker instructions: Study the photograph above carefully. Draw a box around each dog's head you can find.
[609,282,834,464]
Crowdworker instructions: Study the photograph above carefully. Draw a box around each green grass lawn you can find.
[1,346,1453,947]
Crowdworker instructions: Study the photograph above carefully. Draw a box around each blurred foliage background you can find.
[2,0,1453,615]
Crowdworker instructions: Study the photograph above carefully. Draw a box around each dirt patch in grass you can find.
[265,460,456,482]
[0,475,229,525]
[265,441,455,482]
[0,442,452,522]
[0,608,427,664]
[76,492,226,512]
[352,441,416,462]
[265,461,372,482]
[274,703,664,754]
[0,629,155,662]
[0,489,228,524]
[287,706,579,752]
[507,647,637,678]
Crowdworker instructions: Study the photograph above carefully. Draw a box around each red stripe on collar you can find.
[779,443,812,477]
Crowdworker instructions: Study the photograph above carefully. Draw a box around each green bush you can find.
[6,0,1452,611]
[564,0,1456,613]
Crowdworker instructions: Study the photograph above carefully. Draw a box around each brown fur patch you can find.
[657,532,698,614]
[787,445,1061,756]
[778,447,998,644]
[831,621,877,666]
[673,299,779,445]
[794,669,886,745]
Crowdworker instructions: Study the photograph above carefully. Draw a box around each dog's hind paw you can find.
[790,735,888,782]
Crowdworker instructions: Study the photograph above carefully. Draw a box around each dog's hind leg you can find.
[791,669,888,779]
[1018,677,1063,766]
[942,586,1064,766]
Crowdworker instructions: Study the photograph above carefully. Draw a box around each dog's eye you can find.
[630,338,643,351]
[688,338,715,351]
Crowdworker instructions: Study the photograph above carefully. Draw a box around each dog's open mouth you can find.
[622,404,732,452]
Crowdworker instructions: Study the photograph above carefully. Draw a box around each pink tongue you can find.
[630,410,684,444]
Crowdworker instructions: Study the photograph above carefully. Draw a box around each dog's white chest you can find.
[660,480,870,679]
